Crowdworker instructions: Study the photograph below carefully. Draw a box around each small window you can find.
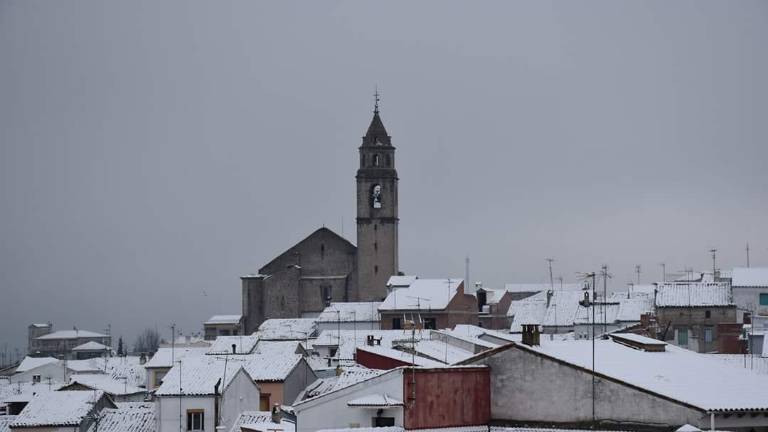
[760,293,768,306]
[677,328,688,346]
[187,410,204,432]
[259,394,271,411]
[705,310,711,319]
[320,244,325,259]
[392,317,402,330]
[373,417,395,427]
[329,347,338,357]
[374,224,377,231]
[704,327,713,343]
[423,318,437,330]
[374,265,378,274]
[373,154,380,167]
[374,242,378,251]
[32,375,41,384]
[322,286,332,307]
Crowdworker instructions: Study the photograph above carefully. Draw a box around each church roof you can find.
[362,112,391,146]
[258,227,355,275]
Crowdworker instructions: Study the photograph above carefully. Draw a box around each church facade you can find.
[241,106,400,334]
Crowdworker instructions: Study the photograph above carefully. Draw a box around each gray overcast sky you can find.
[1,1,766,354]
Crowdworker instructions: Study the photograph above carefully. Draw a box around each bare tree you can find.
[133,328,160,355]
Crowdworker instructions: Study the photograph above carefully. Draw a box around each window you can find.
[320,244,325,260]
[677,328,688,346]
[373,417,395,427]
[704,327,713,344]
[373,154,380,166]
[374,224,377,231]
[374,265,378,274]
[154,370,166,388]
[374,242,378,251]
[760,293,768,306]
[322,286,332,307]
[186,410,204,431]
[392,317,402,330]
[259,394,271,411]
[705,310,711,319]
[424,318,437,330]
[32,375,41,384]
[329,347,338,358]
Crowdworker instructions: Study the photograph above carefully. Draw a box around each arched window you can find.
[373,154,380,167]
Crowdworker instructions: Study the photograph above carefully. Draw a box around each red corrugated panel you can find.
[403,367,490,429]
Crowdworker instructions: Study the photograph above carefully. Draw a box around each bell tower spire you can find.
[356,92,399,301]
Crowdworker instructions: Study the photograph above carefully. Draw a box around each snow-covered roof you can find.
[508,290,585,332]
[256,319,318,340]
[228,411,271,432]
[407,339,476,364]
[574,303,621,325]
[504,283,582,293]
[517,339,768,411]
[204,315,242,325]
[0,382,63,404]
[0,417,16,432]
[229,411,293,432]
[85,403,155,432]
[15,356,59,373]
[36,330,107,340]
[312,329,427,364]
[65,356,146,388]
[386,275,417,288]
[317,302,381,323]
[11,390,106,427]
[66,374,145,395]
[72,341,111,352]
[144,346,209,368]
[206,335,259,355]
[655,282,732,307]
[347,393,403,407]
[155,355,252,396]
[242,341,304,381]
[732,267,768,287]
[379,278,464,311]
[356,345,443,367]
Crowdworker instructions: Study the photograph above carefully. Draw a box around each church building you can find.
[241,103,400,334]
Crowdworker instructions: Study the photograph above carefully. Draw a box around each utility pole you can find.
[601,265,610,335]
[546,258,555,290]
[170,324,176,363]
[746,243,750,268]
[710,249,717,278]
[635,265,641,285]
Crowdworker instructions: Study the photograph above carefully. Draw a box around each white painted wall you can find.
[10,363,66,384]
[294,369,403,432]
[157,369,260,432]
[221,369,261,430]
[157,396,214,432]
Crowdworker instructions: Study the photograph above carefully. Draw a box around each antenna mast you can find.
[546,258,555,290]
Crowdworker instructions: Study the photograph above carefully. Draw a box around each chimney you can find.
[139,353,147,365]
[271,404,281,424]
[546,290,553,308]
[231,344,237,354]
[522,324,540,346]
[366,335,374,346]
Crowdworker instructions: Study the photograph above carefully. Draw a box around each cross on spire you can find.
[373,86,380,114]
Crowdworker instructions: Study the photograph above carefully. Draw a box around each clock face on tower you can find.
[372,184,382,209]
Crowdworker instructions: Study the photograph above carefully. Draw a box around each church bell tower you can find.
[356,95,398,301]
